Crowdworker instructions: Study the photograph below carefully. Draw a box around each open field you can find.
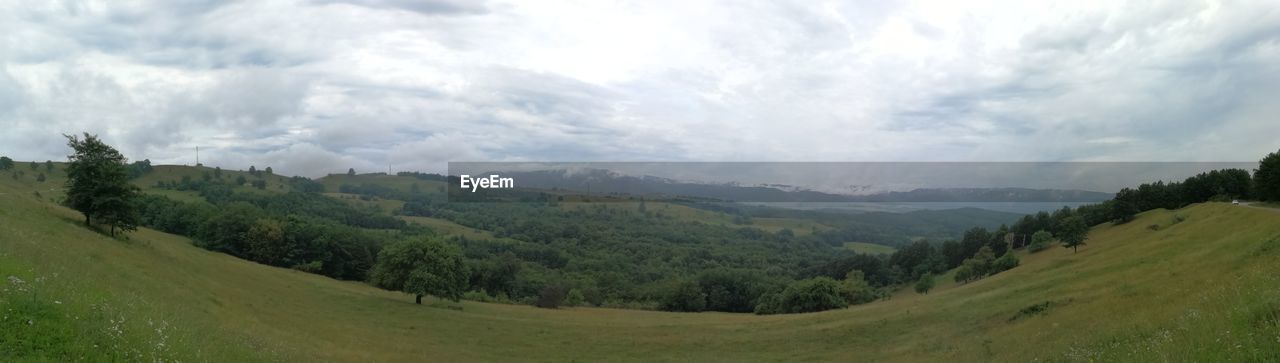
[315,173,447,196]
[4,170,1278,361]
[842,241,898,255]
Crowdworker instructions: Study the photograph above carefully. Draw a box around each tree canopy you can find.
[1058,216,1088,253]
[64,133,140,237]
[1256,149,1280,201]
[369,238,469,304]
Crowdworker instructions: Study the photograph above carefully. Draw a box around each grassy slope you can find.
[135,165,297,194]
[315,173,447,196]
[4,175,1280,361]
[842,241,898,255]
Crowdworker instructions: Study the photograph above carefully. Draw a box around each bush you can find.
[1028,230,1053,253]
[535,285,567,309]
[564,289,586,307]
[954,265,974,283]
[842,270,878,304]
[754,277,848,315]
[659,279,707,312]
[991,252,1019,274]
[913,273,935,294]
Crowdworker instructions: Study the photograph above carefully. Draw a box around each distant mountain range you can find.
[472,168,1114,203]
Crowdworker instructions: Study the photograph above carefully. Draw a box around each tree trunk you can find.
[415,294,423,304]
[85,214,90,226]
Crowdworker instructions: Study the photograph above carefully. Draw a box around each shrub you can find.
[954,265,974,283]
[291,260,324,273]
[755,277,848,314]
[913,273,935,294]
[842,270,878,304]
[991,252,1019,274]
[535,285,567,309]
[659,279,706,312]
[1028,230,1053,253]
[564,289,586,307]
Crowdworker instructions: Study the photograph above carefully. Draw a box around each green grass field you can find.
[3,176,1279,361]
[316,173,447,196]
[399,215,504,240]
[842,241,898,255]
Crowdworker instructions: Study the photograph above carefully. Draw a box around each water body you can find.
[750,202,1097,215]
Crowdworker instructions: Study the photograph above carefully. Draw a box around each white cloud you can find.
[1,0,1278,177]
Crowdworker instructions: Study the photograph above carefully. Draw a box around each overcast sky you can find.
[1,0,1278,177]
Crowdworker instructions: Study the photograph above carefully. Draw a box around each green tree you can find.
[1111,188,1139,224]
[348,168,356,176]
[63,133,140,236]
[755,277,849,314]
[991,252,1019,273]
[369,239,468,304]
[265,166,273,175]
[953,264,974,284]
[1058,216,1089,253]
[235,175,247,186]
[29,161,37,170]
[659,279,707,312]
[45,160,54,172]
[913,272,935,294]
[213,166,222,179]
[245,219,288,266]
[842,270,878,304]
[1256,149,1280,201]
[1028,230,1053,252]
[249,165,257,176]
[0,156,13,170]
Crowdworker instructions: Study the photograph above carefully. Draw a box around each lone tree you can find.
[64,133,140,237]
[914,272,935,294]
[1256,149,1280,201]
[0,156,12,170]
[369,238,468,304]
[347,168,356,176]
[1058,216,1089,253]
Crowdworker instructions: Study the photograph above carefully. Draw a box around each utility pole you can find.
[195,146,200,166]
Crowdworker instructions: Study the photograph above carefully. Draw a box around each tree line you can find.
[45,134,1280,314]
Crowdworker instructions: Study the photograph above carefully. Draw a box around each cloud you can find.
[313,0,489,16]
[1,0,1278,178]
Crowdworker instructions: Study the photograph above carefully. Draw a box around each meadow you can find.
[3,171,1278,361]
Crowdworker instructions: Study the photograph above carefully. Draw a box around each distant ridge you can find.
[472,168,1113,203]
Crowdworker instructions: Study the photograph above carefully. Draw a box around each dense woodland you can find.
[16,136,1280,315]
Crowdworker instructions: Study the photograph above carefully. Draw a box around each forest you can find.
[29,134,1280,315]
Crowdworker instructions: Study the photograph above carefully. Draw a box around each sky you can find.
[1,0,1278,177]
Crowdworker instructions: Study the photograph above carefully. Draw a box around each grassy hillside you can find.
[3,169,1278,361]
[843,241,898,255]
[316,173,447,196]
